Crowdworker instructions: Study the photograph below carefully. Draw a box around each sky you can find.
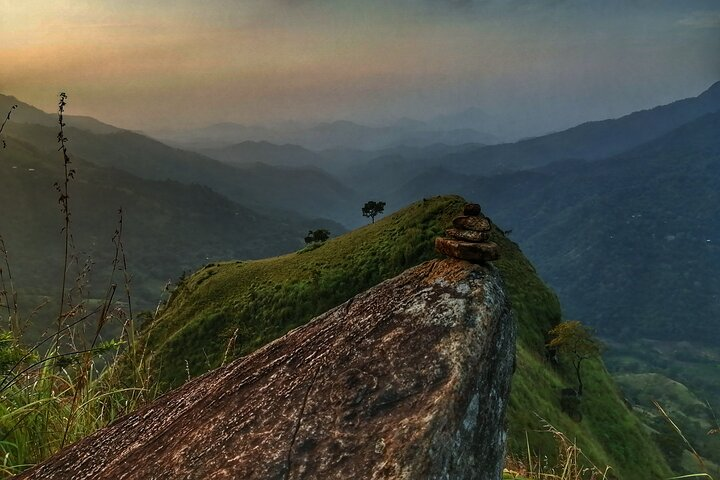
[1,0,719,134]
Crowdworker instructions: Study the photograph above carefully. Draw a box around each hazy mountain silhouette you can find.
[0,126,341,338]
[157,118,500,151]
[201,141,326,168]
[394,111,720,346]
[438,81,720,175]
[0,94,120,134]
[5,122,357,223]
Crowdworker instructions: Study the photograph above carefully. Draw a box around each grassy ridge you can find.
[143,196,459,385]
[143,195,671,478]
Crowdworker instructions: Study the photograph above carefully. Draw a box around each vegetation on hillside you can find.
[0,97,151,476]
[0,95,700,476]
[0,121,339,339]
[142,195,672,478]
[141,196,456,386]
[547,321,604,397]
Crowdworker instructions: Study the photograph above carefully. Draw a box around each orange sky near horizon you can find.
[1,1,718,133]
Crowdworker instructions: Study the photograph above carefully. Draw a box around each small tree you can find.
[304,229,330,244]
[547,320,603,396]
[362,201,386,224]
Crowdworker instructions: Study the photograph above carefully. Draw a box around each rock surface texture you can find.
[18,259,515,480]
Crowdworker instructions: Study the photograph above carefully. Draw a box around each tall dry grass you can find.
[0,94,154,476]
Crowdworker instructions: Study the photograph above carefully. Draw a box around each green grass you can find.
[614,372,720,476]
[142,195,672,478]
[0,340,152,477]
[606,339,720,474]
[142,196,462,386]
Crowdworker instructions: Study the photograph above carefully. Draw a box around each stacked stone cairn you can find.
[435,203,499,262]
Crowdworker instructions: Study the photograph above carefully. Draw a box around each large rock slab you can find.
[19,259,515,480]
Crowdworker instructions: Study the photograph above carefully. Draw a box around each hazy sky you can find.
[1,0,719,133]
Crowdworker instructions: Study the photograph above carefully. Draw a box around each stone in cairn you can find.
[435,203,500,262]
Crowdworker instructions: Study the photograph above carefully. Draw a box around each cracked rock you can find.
[17,259,515,480]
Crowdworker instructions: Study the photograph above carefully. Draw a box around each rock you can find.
[452,215,491,232]
[435,237,499,262]
[463,203,482,216]
[438,205,499,262]
[18,259,515,480]
[446,227,490,243]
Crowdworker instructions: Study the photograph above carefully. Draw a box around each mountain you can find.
[0,94,119,135]
[304,120,499,150]
[200,141,485,183]
[337,81,720,186]
[157,118,500,151]
[157,122,280,150]
[138,196,671,478]
[441,80,720,174]
[489,112,720,344]
[389,111,720,346]
[0,123,341,339]
[3,121,358,224]
[200,140,327,169]
[391,116,427,129]
[428,107,500,136]
[383,111,720,471]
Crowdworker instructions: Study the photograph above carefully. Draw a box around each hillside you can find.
[200,140,326,168]
[0,94,119,135]
[3,117,357,223]
[387,112,720,349]
[140,195,671,478]
[340,81,720,185]
[614,372,720,475]
[0,128,340,339]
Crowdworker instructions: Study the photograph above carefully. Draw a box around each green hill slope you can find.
[142,195,671,478]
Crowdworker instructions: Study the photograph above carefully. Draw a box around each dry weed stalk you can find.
[504,416,611,480]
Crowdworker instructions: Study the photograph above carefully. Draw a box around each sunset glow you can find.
[1,1,718,132]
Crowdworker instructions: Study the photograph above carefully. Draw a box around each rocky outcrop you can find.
[18,258,515,480]
[436,203,499,262]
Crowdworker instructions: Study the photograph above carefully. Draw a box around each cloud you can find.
[678,11,720,29]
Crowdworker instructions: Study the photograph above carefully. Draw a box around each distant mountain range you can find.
[0,104,343,338]
[2,81,718,350]
[200,141,327,169]
[443,80,720,174]
[0,94,120,134]
[355,80,720,180]
[3,83,719,473]
[3,121,358,224]
[388,109,720,346]
[156,118,501,151]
